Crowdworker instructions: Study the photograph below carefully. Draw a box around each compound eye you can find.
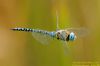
[69,32,75,41]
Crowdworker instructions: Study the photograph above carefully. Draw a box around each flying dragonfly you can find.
[11,11,87,52]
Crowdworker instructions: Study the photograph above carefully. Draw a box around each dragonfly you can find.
[11,11,87,53]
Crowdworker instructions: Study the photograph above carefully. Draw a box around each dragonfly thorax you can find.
[56,30,76,41]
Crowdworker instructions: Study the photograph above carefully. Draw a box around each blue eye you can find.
[69,32,75,41]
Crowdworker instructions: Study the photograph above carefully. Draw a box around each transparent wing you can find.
[32,32,54,45]
[65,28,89,38]
[60,41,70,55]
[56,10,59,30]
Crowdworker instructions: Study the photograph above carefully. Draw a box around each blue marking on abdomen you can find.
[49,32,56,37]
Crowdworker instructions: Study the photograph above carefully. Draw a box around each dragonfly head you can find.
[69,32,76,41]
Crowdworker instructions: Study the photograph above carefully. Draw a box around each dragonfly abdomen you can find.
[11,28,33,32]
[11,28,57,38]
[11,28,50,35]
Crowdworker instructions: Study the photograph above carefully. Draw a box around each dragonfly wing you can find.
[56,10,59,30]
[65,28,89,38]
[32,32,53,45]
[61,41,70,55]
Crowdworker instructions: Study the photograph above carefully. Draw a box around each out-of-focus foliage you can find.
[0,0,100,66]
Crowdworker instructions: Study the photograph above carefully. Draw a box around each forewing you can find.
[32,32,54,45]
[56,10,59,30]
[65,28,89,38]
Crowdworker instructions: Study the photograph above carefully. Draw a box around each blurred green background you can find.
[0,0,100,66]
